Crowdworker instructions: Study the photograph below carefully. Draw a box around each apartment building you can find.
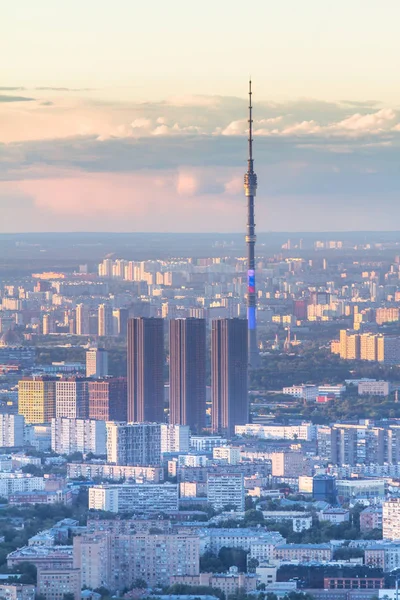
[51,417,106,455]
[106,422,161,466]
[207,472,244,512]
[88,482,179,513]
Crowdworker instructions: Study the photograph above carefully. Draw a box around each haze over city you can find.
[2,0,400,232]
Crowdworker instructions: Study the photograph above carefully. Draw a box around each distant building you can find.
[88,482,179,513]
[161,424,191,454]
[98,303,113,337]
[360,506,383,532]
[312,475,336,502]
[383,498,400,540]
[18,377,57,424]
[36,567,81,600]
[171,568,258,596]
[319,508,350,524]
[207,472,244,512]
[76,303,90,336]
[358,381,390,396]
[55,378,90,419]
[51,418,106,455]
[191,435,227,452]
[86,348,108,378]
[282,385,318,402]
[273,543,332,562]
[88,377,127,421]
[0,414,24,447]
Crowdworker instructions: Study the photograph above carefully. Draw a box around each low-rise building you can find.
[171,567,258,595]
[360,506,383,532]
[234,423,316,441]
[358,381,390,396]
[7,545,73,570]
[365,543,400,571]
[273,543,332,562]
[190,436,227,452]
[212,447,241,464]
[67,462,164,482]
[319,508,350,524]
[36,567,81,600]
[282,385,318,402]
[9,488,73,506]
[0,584,35,599]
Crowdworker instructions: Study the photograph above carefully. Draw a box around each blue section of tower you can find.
[248,306,256,330]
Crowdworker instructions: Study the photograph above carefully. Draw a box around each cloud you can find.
[35,87,94,92]
[1,92,400,232]
[0,94,35,103]
[0,87,26,91]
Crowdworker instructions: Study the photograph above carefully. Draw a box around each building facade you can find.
[169,318,206,433]
[127,317,164,423]
[211,319,248,437]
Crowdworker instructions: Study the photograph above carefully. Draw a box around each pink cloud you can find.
[0,168,246,232]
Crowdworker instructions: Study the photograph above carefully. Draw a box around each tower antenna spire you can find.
[248,79,253,169]
[244,79,260,368]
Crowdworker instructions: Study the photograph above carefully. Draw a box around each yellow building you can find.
[360,333,378,362]
[339,329,360,360]
[18,377,57,424]
[376,307,399,325]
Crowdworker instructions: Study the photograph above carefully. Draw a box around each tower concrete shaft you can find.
[244,80,260,368]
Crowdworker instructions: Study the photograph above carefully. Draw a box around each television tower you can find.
[244,80,260,368]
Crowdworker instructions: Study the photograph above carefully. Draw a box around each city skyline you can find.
[2,1,400,232]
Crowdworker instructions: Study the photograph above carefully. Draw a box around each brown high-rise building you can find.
[169,318,206,433]
[211,318,248,437]
[88,377,127,421]
[127,318,164,423]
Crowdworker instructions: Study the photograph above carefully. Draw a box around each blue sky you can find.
[1,0,400,232]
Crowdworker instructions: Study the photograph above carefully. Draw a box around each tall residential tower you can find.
[169,318,206,433]
[127,317,164,423]
[244,80,260,368]
[211,318,248,437]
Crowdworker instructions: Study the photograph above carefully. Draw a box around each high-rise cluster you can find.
[127,317,248,436]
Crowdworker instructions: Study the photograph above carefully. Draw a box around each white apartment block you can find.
[106,422,161,466]
[89,482,179,513]
[199,528,284,559]
[207,473,244,512]
[190,435,227,452]
[161,424,190,454]
[0,414,25,447]
[282,385,318,402]
[177,454,208,467]
[318,384,346,397]
[67,463,164,483]
[235,422,316,441]
[55,380,88,419]
[0,474,44,498]
[51,418,106,455]
[213,447,241,464]
[383,498,400,540]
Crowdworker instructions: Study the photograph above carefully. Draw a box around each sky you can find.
[1,0,400,232]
